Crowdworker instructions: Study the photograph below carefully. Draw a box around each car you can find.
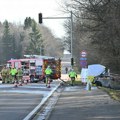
[93,75,112,88]
[93,75,120,89]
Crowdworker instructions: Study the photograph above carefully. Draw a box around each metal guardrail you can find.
[110,73,120,77]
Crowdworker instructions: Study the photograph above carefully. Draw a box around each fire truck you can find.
[7,56,61,83]
[42,58,61,79]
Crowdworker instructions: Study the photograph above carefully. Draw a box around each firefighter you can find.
[68,69,77,86]
[6,67,11,83]
[1,66,7,83]
[10,67,17,84]
[8,67,12,83]
[17,68,23,86]
[45,66,53,88]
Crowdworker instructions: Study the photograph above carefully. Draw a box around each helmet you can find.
[47,65,50,68]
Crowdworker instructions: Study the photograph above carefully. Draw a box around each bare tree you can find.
[60,0,120,72]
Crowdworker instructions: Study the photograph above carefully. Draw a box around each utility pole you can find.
[70,11,74,68]
[70,11,73,58]
[38,11,74,67]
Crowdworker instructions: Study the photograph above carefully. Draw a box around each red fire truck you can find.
[7,56,61,83]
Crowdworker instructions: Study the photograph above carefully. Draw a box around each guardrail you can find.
[110,73,120,81]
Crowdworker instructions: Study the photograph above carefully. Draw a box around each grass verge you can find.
[100,87,120,102]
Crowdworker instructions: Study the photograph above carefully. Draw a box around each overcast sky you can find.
[0,0,66,38]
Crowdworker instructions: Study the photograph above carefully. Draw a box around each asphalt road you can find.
[48,86,120,120]
[0,81,60,120]
[0,92,43,120]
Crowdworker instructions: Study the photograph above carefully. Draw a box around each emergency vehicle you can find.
[7,55,61,83]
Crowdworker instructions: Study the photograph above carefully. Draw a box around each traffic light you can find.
[71,58,74,66]
[39,13,42,24]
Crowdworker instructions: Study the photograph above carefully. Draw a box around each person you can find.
[45,66,53,88]
[8,67,12,83]
[86,76,94,91]
[1,66,7,83]
[65,67,68,74]
[68,69,77,86]
[6,67,11,83]
[10,67,17,85]
[16,68,23,86]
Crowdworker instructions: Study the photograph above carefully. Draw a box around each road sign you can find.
[80,60,87,67]
[80,57,87,60]
[81,50,87,57]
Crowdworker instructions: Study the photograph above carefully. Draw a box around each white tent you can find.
[88,64,105,76]
[80,68,88,83]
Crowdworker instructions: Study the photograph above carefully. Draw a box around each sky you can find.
[0,0,66,38]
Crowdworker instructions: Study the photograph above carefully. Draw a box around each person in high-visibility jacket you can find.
[68,69,77,86]
[86,76,94,91]
[45,66,53,88]
[10,67,17,83]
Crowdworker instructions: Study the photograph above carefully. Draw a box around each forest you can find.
[0,0,120,73]
[62,0,120,73]
[0,17,63,65]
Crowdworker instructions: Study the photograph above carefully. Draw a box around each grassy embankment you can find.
[100,87,120,102]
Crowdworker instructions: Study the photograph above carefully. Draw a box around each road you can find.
[0,80,60,120]
[48,86,120,120]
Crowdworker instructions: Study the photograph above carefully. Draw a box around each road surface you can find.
[0,81,60,120]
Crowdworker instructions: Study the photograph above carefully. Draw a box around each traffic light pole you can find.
[39,11,73,67]
[70,11,73,59]
[70,11,73,69]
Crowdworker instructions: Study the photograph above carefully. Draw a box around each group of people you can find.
[0,65,78,88]
[0,66,23,84]
[44,66,78,87]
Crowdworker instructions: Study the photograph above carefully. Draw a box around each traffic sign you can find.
[80,60,87,67]
[81,50,87,57]
[80,57,87,60]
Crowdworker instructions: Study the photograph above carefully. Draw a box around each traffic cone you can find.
[24,80,27,84]
[47,85,51,88]
[14,81,18,87]
[19,80,23,86]
[47,80,51,88]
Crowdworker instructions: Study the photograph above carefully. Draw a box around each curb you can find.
[23,83,61,120]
